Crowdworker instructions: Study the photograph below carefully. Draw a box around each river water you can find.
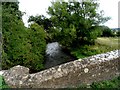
[44,42,75,69]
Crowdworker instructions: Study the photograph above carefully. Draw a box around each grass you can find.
[66,76,120,89]
[70,37,120,59]
[76,76,120,89]
[0,75,9,89]
[95,37,119,51]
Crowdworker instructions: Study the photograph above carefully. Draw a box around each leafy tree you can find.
[27,23,46,72]
[47,0,110,47]
[2,2,31,69]
[28,15,53,43]
[2,2,46,72]
[100,26,114,37]
[117,31,120,37]
[28,15,52,31]
[2,2,23,20]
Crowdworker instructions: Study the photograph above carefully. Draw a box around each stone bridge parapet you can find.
[2,50,120,88]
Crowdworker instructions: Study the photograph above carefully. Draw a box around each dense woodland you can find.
[2,0,120,73]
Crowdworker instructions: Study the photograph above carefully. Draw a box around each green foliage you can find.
[71,37,119,59]
[2,2,23,20]
[2,2,46,72]
[66,76,120,89]
[28,15,53,43]
[0,75,9,89]
[100,26,115,37]
[27,23,46,72]
[47,0,110,47]
[2,3,31,69]
[71,45,100,59]
[28,15,52,31]
[90,76,120,88]
[52,25,77,47]
[117,31,120,37]
[95,37,119,51]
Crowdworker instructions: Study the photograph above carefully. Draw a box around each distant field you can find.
[71,37,119,59]
[96,37,119,48]
[94,37,119,52]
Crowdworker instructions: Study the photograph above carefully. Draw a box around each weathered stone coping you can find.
[2,50,120,88]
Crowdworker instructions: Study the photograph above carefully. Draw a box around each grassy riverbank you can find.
[70,37,119,59]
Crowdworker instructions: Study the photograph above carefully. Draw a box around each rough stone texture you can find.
[2,50,120,88]
[2,65,31,88]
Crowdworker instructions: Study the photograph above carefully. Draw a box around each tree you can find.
[2,2,23,20]
[28,15,53,31]
[100,26,114,37]
[2,2,46,72]
[27,23,46,72]
[47,0,110,47]
[117,31,120,37]
[28,15,54,43]
[2,2,31,69]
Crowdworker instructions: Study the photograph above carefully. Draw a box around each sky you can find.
[18,0,119,28]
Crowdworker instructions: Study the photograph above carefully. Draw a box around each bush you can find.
[2,2,46,72]
[101,26,115,37]
[2,16,32,70]
[48,25,77,48]
[70,45,100,59]
[27,23,46,72]
[2,22,46,73]
[117,31,120,37]
[0,75,9,89]
[75,76,120,88]
[2,2,32,70]
[57,25,77,48]
[90,76,120,88]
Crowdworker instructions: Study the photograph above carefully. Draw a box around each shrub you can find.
[70,45,100,59]
[117,31,120,37]
[101,26,115,37]
[2,16,32,70]
[2,2,46,72]
[27,23,46,72]
[2,2,31,70]
[90,76,120,88]
[57,25,77,48]
[0,75,9,89]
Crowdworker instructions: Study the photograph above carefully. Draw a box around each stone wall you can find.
[2,50,120,88]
